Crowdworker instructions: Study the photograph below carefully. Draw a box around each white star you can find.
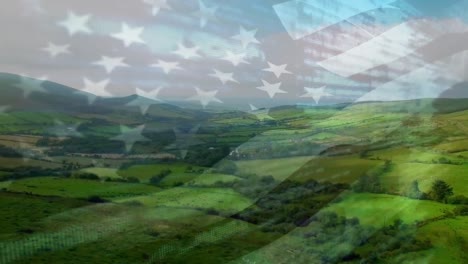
[151,60,182,74]
[14,75,48,98]
[221,51,249,66]
[249,105,273,121]
[49,119,83,138]
[42,42,70,58]
[142,0,172,16]
[209,69,238,85]
[256,80,286,98]
[0,105,11,115]
[79,78,111,104]
[127,87,163,114]
[167,125,202,158]
[136,87,163,101]
[232,26,260,48]
[300,86,332,104]
[112,125,150,153]
[263,62,292,78]
[112,23,145,47]
[188,87,223,108]
[173,43,201,60]
[93,56,129,74]
[195,0,217,28]
[58,11,92,36]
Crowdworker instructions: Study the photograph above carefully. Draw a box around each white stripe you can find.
[357,51,465,102]
[274,0,395,40]
[317,20,441,78]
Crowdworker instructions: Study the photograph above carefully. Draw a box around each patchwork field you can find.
[291,155,384,184]
[0,91,467,263]
[325,192,455,227]
[115,187,251,213]
[382,163,468,195]
[235,156,314,180]
[117,163,205,183]
[6,177,160,199]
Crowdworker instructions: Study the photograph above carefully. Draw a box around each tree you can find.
[149,169,172,185]
[352,175,383,193]
[407,180,424,199]
[126,176,140,183]
[214,160,238,175]
[429,180,453,203]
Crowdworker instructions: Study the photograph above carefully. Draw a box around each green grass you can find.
[0,180,12,188]
[411,217,468,264]
[0,157,61,169]
[115,187,251,213]
[186,173,240,186]
[235,156,314,180]
[0,191,89,241]
[325,192,455,228]
[370,147,466,164]
[291,155,383,184]
[6,177,160,199]
[382,163,468,195]
[0,112,82,133]
[117,163,205,183]
[80,167,121,179]
[434,139,468,153]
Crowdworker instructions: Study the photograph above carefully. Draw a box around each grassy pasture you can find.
[235,156,314,180]
[80,167,121,179]
[433,139,468,153]
[6,177,160,199]
[0,112,82,134]
[290,155,383,184]
[186,173,240,186]
[382,163,468,195]
[115,187,251,213]
[406,217,468,264]
[0,157,61,169]
[0,191,89,240]
[325,192,455,228]
[117,163,205,183]
[370,147,466,164]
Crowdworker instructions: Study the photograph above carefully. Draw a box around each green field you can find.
[235,156,314,180]
[325,192,455,227]
[115,187,251,213]
[291,155,384,183]
[0,157,61,168]
[187,173,240,186]
[81,167,121,179]
[6,177,160,199]
[0,84,468,264]
[382,163,468,195]
[414,217,468,264]
[117,163,205,183]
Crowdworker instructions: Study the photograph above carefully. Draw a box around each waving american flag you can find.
[1,1,468,264]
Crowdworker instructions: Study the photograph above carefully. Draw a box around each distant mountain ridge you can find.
[2,72,468,118]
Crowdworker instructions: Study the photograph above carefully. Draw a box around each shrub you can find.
[205,208,220,215]
[72,172,100,180]
[429,180,453,203]
[126,176,140,183]
[448,195,468,205]
[87,195,108,203]
[453,205,468,216]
